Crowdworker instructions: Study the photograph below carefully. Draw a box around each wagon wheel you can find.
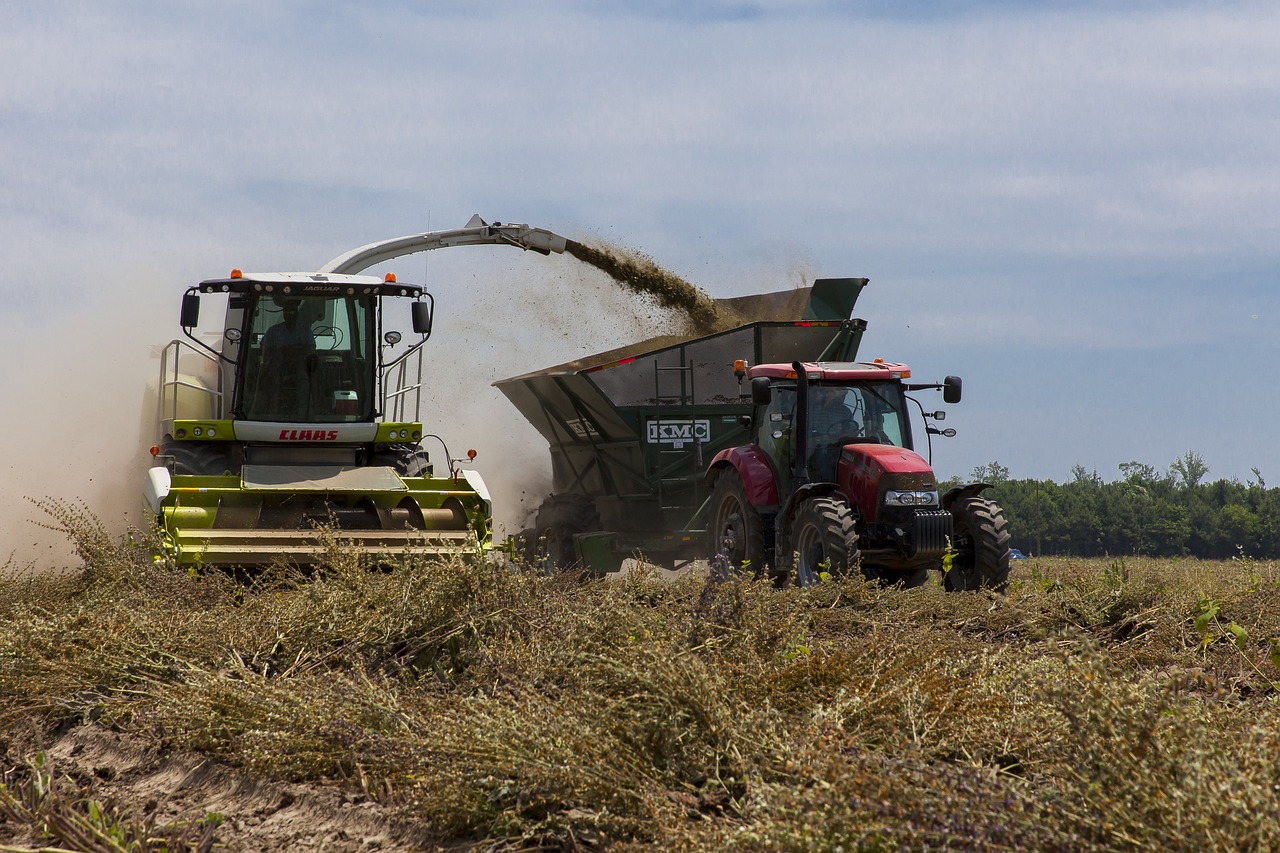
[707,470,769,582]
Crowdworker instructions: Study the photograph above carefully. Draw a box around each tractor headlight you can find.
[884,490,940,507]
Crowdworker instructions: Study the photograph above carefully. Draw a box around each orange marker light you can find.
[467,449,477,460]
[733,359,747,379]
[230,268,243,279]
[384,272,397,283]
[149,445,159,456]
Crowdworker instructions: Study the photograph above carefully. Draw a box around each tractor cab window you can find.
[757,386,797,475]
[806,383,909,480]
[238,294,376,422]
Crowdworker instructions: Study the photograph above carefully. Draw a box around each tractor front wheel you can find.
[944,495,1011,592]
[708,470,768,581]
[785,497,859,587]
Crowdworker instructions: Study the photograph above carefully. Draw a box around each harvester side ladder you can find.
[383,346,424,422]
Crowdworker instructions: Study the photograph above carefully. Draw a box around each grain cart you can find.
[706,360,1011,589]
[145,216,567,567]
[495,278,870,573]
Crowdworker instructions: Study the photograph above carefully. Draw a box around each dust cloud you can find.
[407,247,707,537]
[0,302,162,571]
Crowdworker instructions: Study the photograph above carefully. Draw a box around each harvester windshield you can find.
[237,293,376,422]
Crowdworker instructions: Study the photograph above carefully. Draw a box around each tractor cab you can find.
[749,361,918,488]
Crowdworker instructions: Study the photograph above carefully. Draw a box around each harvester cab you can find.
[146,216,567,567]
[708,358,1010,590]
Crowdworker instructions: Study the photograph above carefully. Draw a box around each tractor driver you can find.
[861,405,893,445]
[808,387,855,439]
[258,298,317,419]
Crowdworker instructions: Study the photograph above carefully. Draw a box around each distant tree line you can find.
[944,452,1280,558]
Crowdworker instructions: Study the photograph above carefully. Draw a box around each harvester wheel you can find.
[708,471,768,581]
[533,494,601,572]
[944,495,1012,592]
[158,440,233,476]
[373,444,432,477]
[786,497,859,587]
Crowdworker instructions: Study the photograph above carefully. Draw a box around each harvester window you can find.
[239,294,375,422]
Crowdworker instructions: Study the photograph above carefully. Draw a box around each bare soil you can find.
[2,725,441,852]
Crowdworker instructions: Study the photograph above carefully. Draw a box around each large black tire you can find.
[159,440,233,476]
[707,470,769,581]
[372,444,432,477]
[945,495,1012,592]
[784,497,859,587]
[533,493,601,572]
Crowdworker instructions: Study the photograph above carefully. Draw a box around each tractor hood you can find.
[839,443,938,523]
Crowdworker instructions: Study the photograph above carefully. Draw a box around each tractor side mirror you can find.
[180,292,200,329]
[411,300,433,337]
[943,375,962,404]
[751,377,772,406]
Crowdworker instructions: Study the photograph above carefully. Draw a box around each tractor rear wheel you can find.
[945,495,1012,592]
[708,470,768,581]
[786,497,859,587]
[532,493,601,572]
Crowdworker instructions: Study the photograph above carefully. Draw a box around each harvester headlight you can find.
[175,428,186,438]
[193,427,203,436]
[884,490,939,507]
[412,430,421,440]
[207,427,216,437]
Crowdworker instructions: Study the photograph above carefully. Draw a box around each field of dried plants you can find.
[2,501,1279,851]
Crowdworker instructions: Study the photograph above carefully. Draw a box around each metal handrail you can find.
[382,346,423,422]
[157,339,223,423]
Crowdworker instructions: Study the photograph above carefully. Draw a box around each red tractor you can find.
[706,359,1010,589]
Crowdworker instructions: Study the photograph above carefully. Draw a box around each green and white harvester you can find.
[144,216,567,567]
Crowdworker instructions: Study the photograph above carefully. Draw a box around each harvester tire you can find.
[708,470,768,581]
[159,440,232,476]
[785,497,859,587]
[373,444,432,477]
[944,495,1012,592]
[533,494,601,572]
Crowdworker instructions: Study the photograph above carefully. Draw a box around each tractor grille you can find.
[912,510,953,557]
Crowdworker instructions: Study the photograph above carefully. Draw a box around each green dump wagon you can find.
[495,278,868,572]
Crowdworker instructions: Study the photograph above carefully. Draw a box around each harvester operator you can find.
[259,299,317,420]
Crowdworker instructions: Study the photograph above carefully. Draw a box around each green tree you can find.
[972,461,1010,485]
[1170,451,1210,489]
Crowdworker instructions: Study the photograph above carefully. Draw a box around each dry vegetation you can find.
[2,501,1280,851]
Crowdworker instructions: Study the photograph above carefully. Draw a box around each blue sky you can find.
[2,1,1278,556]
